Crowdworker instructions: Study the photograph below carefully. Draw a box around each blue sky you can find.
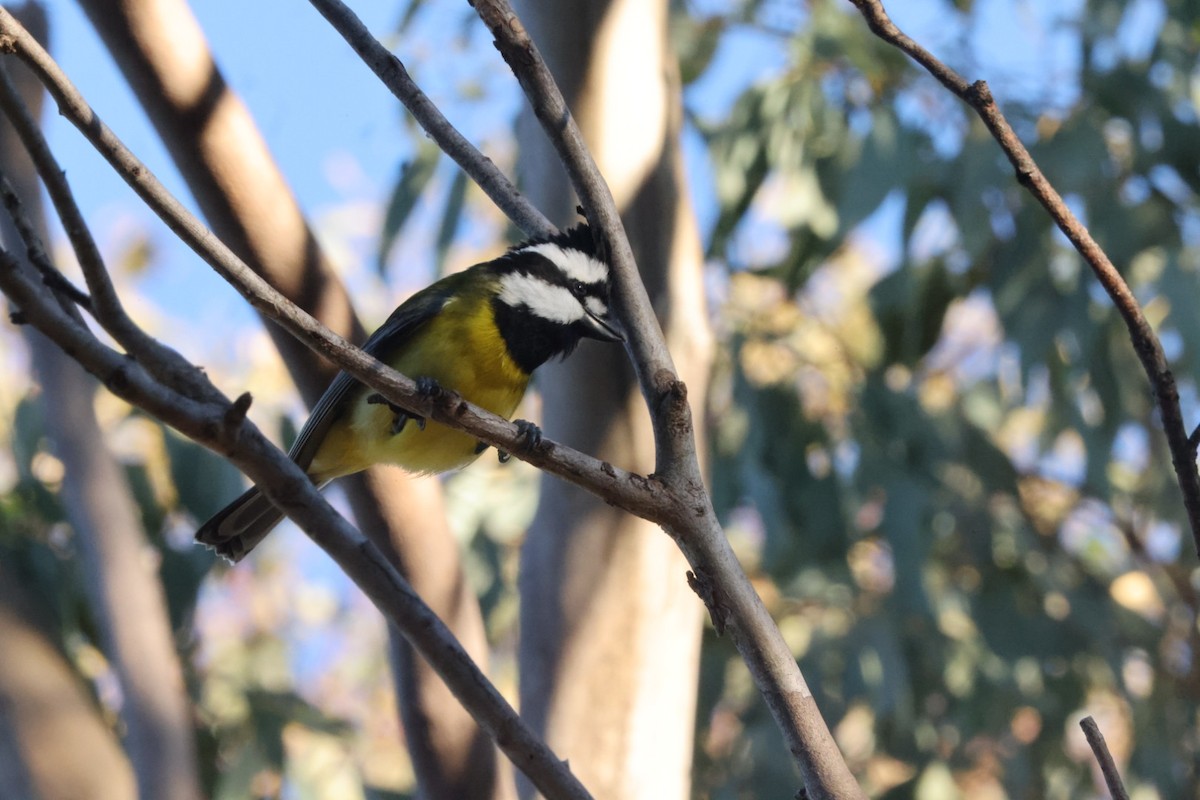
[33,0,1090,332]
[36,1,539,346]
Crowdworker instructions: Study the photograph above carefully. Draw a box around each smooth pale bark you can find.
[75,1,508,796]
[0,563,138,800]
[515,1,710,797]
[0,6,202,797]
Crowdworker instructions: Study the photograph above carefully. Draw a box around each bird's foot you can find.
[498,419,543,463]
[366,377,443,436]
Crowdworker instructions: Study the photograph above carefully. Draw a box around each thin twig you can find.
[304,0,555,239]
[0,240,594,800]
[1079,716,1131,800]
[847,0,1200,556]
[0,174,90,313]
[0,60,223,402]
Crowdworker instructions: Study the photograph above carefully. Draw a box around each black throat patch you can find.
[492,296,580,374]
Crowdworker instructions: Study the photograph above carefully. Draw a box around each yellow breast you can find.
[308,296,529,480]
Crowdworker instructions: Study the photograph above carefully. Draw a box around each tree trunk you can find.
[75,2,509,796]
[0,6,203,797]
[0,562,138,800]
[515,1,711,797]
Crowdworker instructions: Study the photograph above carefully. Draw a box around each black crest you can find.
[509,223,596,258]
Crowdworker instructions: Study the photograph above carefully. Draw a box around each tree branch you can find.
[1079,716,1131,800]
[0,176,90,314]
[469,2,679,439]
[847,0,1200,557]
[304,0,555,239]
[0,62,213,400]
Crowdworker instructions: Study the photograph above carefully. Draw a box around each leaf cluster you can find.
[684,0,1200,795]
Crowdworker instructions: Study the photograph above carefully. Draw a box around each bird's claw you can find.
[415,376,442,398]
[498,419,543,463]
[516,419,543,449]
[367,391,429,436]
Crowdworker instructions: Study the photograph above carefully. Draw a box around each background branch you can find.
[1080,716,1131,800]
[0,11,203,796]
[306,0,554,240]
[0,561,137,799]
[848,0,1200,556]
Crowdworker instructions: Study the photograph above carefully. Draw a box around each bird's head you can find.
[492,225,623,372]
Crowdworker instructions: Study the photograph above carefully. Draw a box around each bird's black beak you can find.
[581,309,624,342]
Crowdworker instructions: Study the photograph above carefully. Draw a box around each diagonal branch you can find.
[847,0,1200,556]
[0,175,90,315]
[469,2,680,448]
[304,0,554,239]
[1079,716,1131,800]
[0,62,213,401]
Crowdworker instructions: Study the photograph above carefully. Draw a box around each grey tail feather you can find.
[194,487,286,563]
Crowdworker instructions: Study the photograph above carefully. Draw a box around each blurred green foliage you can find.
[0,388,373,798]
[686,0,1200,797]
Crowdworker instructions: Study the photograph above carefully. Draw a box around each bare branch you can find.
[0,62,216,400]
[0,175,90,313]
[847,0,1200,556]
[0,60,208,381]
[305,0,555,239]
[1079,716,1131,800]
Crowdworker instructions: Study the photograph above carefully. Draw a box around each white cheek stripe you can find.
[498,272,585,324]
[585,297,608,317]
[520,243,609,284]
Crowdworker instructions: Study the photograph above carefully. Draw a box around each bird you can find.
[195,224,622,562]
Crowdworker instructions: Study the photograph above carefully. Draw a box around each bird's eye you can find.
[571,280,586,298]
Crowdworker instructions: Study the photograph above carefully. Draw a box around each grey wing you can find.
[287,289,453,470]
